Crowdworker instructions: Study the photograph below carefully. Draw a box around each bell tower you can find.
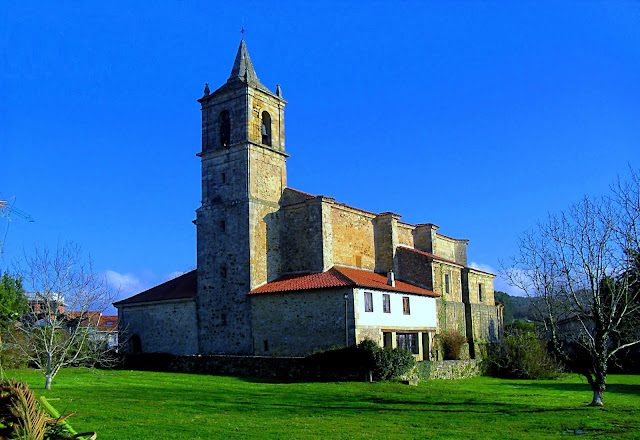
[195,39,288,354]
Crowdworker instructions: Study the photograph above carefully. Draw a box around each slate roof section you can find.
[208,39,280,99]
[249,266,439,297]
[229,39,259,83]
[113,270,197,306]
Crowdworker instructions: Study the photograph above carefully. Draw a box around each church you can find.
[114,40,503,361]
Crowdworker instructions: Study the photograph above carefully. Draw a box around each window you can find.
[219,110,230,147]
[219,220,226,232]
[478,283,483,302]
[383,332,393,349]
[221,172,226,183]
[263,340,269,352]
[261,111,272,146]
[382,294,391,313]
[403,296,410,315]
[364,292,373,312]
[106,321,114,326]
[221,265,227,278]
[355,255,362,268]
[445,273,450,295]
[396,333,419,354]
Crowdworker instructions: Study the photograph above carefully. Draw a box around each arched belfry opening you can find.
[261,111,272,146]
[219,110,231,147]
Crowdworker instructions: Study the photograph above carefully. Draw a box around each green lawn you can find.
[6,369,640,439]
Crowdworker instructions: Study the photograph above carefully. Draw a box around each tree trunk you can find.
[589,372,606,406]
[590,388,604,406]
[45,375,52,390]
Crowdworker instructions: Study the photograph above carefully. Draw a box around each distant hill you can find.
[494,291,539,324]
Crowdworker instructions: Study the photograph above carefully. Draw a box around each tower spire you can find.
[229,39,258,83]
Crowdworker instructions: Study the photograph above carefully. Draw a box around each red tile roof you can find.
[113,270,197,306]
[249,266,439,297]
[66,312,118,331]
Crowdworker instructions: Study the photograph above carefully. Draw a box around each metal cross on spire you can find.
[241,24,246,40]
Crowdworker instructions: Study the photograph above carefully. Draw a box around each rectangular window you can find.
[396,332,419,354]
[403,296,410,315]
[364,292,373,312]
[445,273,450,294]
[263,340,269,352]
[221,265,227,278]
[221,172,226,183]
[219,220,226,232]
[355,255,362,268]
[382,294,391,313]
[478,283,483,302]
[383,332,393,349]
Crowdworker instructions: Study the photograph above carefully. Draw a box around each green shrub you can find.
[440,330,467,360]
[305,339,415,381]
[486,321,563,380]
[361,340,415,380]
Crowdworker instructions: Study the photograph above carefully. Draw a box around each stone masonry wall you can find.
[415,360,482,380]
[251,288,355,357]
[330,205,376,270]
[397,223,414,248]
[118,300,198,355]
[436,298,467,336]
[464,269,495,305]
[432,262,463,302]
[395,246,433,290]
[280,200,325,274]
[468,303,501,343]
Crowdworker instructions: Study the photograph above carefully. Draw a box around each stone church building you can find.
[115,40,503,361]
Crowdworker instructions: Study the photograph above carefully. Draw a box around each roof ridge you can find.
[329,266,358,286]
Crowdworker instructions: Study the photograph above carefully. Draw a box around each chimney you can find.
[387,269,395,287]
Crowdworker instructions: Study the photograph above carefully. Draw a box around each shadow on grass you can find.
[506,381,640,397]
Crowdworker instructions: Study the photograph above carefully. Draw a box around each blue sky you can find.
[2,1,639,310]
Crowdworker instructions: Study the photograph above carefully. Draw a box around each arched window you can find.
[261,111,272,146]
[129,334,142,353]
[219,110,230,147]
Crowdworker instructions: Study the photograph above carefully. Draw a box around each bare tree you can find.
[505,173,640,406]
[9,242,117,389]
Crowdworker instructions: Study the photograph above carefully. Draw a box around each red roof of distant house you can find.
[113,270,197,306]
[249,266,439,297]
[66,312,118,331]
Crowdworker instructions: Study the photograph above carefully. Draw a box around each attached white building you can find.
[249,266,439,360]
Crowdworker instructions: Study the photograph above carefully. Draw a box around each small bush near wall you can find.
[306,340,415,381]
[359,339,415,380]
[486,321,563,380]
[440,331,467,360]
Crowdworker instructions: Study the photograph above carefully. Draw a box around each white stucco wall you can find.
[354,288,437,328]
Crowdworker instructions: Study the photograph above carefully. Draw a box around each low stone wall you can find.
[121,353,311,379]
[415,360,482,380]
[121,354,483,382]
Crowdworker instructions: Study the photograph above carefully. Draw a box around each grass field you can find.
[6,369,640,439]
